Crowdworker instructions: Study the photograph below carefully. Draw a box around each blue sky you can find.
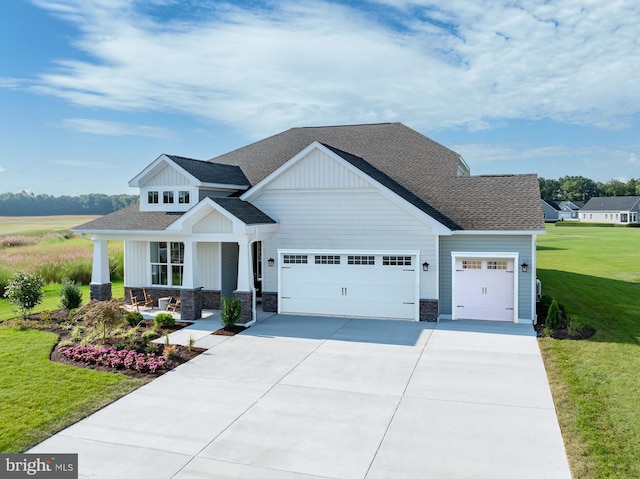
[1,0,639,196]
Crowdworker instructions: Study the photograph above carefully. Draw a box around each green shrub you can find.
[124,310,144,327]
[221,296,242,327]
[546,298,562,330]
[59,279,83,310]
[3,271,45,319]
[154,313,175,328]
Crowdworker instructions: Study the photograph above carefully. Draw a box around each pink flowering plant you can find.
[59,345,168,373]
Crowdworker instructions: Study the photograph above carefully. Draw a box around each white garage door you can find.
[455,258,515,321]
[279,252,418,320]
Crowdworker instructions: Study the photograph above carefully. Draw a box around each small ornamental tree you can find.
[75,299,125,341]
[3,272,45,320]
[546,298,562,330]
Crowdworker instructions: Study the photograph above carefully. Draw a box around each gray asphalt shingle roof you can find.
[212,198,276,225]
[211,123,544,231]
[165,155,249,186]
[74,204,182,231]
[581,196,640,211]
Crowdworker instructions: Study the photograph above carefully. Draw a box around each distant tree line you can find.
[539,176,640,203]
[0,192,138,216]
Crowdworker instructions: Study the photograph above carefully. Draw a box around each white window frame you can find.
[150,241,184,286]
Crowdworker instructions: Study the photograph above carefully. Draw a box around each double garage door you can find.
[454,258,515,321]
[279,252,418,320]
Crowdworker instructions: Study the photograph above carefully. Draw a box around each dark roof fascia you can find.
[321,143,461,230]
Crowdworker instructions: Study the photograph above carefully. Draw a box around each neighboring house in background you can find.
[541,200,560,222]
[580,196,640,224]
[557,200,583,220]
[74,123,544,325]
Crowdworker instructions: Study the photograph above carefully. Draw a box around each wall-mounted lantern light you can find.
[422,262,429,272]
[268,258,275,267]
[521,262,528,273]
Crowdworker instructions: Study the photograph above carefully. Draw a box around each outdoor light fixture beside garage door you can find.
[521,262,528,273]
[268,258,275,267]
[422,262,429,272]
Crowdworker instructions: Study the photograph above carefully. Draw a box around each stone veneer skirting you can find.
[90,283,112,301]
[261,291,278,313]
[124,286,224,321]
[233,290,254,325]
[420,299,439,322]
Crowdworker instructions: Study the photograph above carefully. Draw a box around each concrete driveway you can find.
[31,315,572,478]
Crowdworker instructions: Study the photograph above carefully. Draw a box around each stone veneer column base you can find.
[420,299,439,322]
[180,288,203,320]
[261,291,278,312]
[90,283,112,301]
[233,290,254,325]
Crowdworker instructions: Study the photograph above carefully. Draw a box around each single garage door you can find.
[455,258,515,321]
[279,252,418,320]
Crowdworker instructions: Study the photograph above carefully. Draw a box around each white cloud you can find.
[0,166,6,173]
[62,118,174,139]
[26,0,640,138]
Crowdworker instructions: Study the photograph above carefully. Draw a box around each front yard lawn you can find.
[0,328,146,452]
[537,225,640,479]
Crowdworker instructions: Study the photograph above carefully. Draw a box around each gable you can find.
[192,210,233,233]
[263,148,372,190]
[145,163,191,187]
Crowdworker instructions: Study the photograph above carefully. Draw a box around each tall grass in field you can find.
[0,231,123,295]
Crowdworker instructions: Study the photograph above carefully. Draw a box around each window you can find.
[178,191,190,204]
[383,255,412,266]
[283,254,308,264]
[487,260,507,270]
[348,255,375,265]
[315,255,340,264]
[151,242,184,286]
[462,260,482,269]
[148,191,159,204]
[621,213,628,223]
[163,191,174,204]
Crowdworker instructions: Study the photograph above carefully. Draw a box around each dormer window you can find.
[163,191,174,204]
[148,191,159,204]
[178,191,190,204]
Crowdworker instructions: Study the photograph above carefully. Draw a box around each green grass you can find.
[537,224,640,479]
[0,216,97,235]
[0,280,125,322]
[0,328,146,452]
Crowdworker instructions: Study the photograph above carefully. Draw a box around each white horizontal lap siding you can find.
[439,235,533,322]
[197,243,220,290]
[254,189,437,296]
[124,240,148,287]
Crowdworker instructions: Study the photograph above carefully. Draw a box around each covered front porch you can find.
[83,197,278,326]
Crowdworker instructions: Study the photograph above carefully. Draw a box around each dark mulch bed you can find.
[535,302,596,340]
[18,310,207,379]
[212,325,247,336]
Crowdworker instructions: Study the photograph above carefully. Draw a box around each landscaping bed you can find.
[6,306,206,379]
[535,297,595,340]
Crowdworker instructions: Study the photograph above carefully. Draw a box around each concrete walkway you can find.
[31,315,572,478]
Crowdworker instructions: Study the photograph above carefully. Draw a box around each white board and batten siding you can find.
[248,147,440,320]
[439,235,535,324]
[139,163,197,213]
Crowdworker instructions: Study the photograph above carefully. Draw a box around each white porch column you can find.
[236,236,251,291]
[181,240,200,289]
[91,239,110,284]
